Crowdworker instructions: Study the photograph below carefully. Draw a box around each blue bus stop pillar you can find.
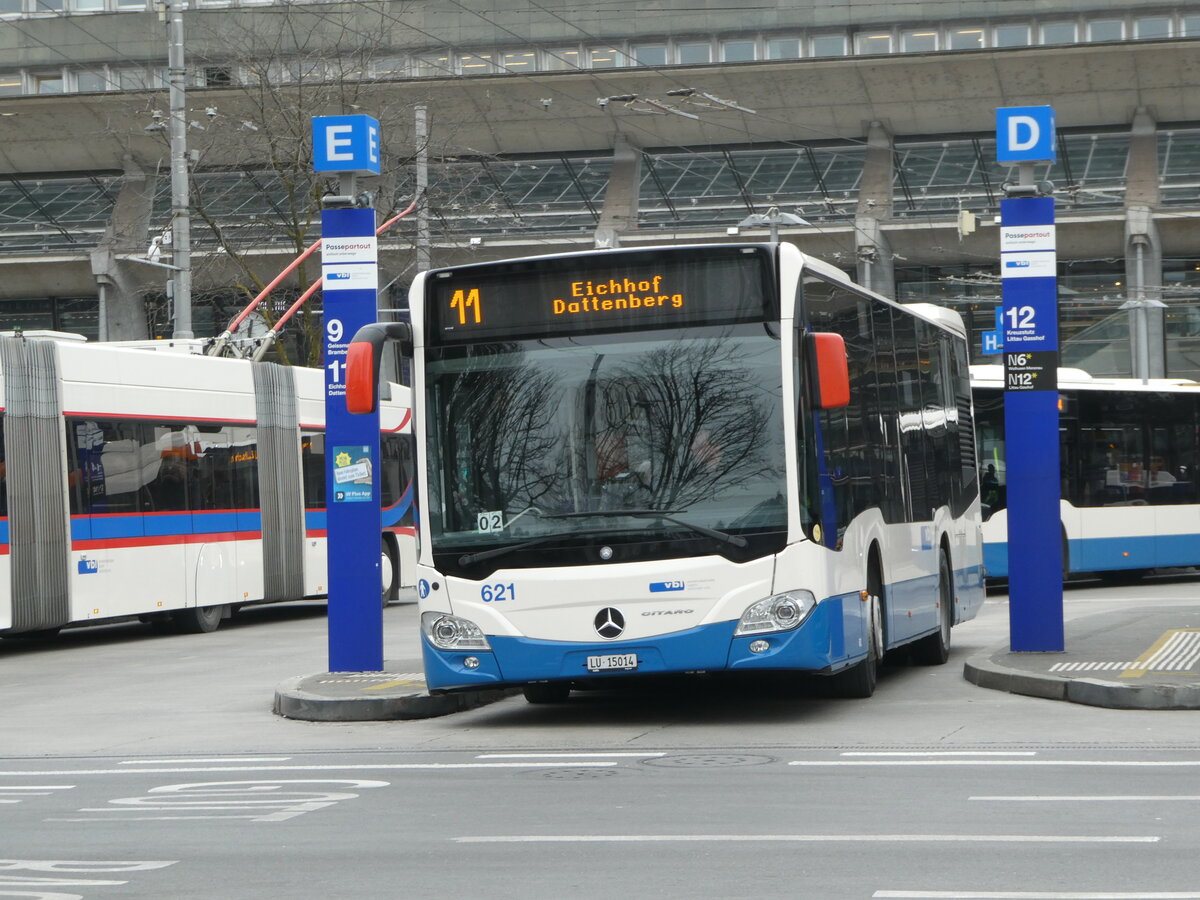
[314,114,384,672]
[1000,197,1064,652]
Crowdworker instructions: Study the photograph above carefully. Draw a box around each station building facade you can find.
[0,0,1198,376]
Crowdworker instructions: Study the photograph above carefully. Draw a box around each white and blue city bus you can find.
[972,365,1200,581]
[349,243,985,701]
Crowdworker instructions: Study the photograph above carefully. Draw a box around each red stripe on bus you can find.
[62,411,257,424]
[71,532,262,551]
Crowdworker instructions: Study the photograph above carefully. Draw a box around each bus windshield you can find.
[425,323,786,571]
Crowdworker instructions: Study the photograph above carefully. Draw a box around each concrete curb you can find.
[273,675,518,722]
[963,652,1200,710]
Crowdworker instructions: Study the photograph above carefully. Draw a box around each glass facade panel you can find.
[0,74,22,95]
[901,31,937,52]
[811,34,848,57]
[373,56,406,79]
[459,54,494,74]
[948,28,985,50]
[994,24,1031,47]
[1087,20,1123,42]
[632,44,666,66]
[855,33,892,54]
[414,54,451,77]
[589,47,624,68]
[677,42,712,64]
[543,48,582,70]
[501,51,536,71]
[1184,15,1200,36]
[0,0,21,13]
[721,40,755,62]
[1157,130,1200,205]
[1040,22,1077,44]
[117,68,150,90]
[766,37,800,59]
[76,70,108,91]
[1133,17,1171,39]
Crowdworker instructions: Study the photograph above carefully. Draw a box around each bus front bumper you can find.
[420,601,845,692]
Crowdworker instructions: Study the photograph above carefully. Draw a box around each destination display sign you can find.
[426,246,773,344]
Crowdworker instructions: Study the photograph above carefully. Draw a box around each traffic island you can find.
[274,664,517,721]
[963,605,1200,710]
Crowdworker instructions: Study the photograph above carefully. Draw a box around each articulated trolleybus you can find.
[349,243,985,701]
[0,332,414,639]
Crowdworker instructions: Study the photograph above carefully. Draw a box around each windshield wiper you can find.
[458,534,562,567]
[546,509,749,549]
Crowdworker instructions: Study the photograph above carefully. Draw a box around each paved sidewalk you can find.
[964,604,1200,709]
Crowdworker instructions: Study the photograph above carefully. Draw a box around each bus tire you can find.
[381,537,400,607]
[830,565,883,698]
[1,626,62,641]
[912,549,953,666]
[172,604,225,634]
[523,682,571,704]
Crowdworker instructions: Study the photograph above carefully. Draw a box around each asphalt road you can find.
[3,577,1199,899]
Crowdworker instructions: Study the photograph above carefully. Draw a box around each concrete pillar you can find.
[594,134,641,249]
[1124,109,1165,379]
[855,121,895,298]
[89,155,155,341]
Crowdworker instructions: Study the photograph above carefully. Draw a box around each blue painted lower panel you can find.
[421,600,854,692]
[986,534,1200,577]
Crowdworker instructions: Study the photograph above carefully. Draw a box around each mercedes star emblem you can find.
[594,607,625,639]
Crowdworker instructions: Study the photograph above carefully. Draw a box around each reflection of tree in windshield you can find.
[589,339,777,510]
[439,345,562,527]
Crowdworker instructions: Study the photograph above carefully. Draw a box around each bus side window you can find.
[302,430,325,510]
[144,424,190,513]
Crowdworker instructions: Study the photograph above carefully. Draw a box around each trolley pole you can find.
[313,115,385,672]
[996,106,1064,652]
[165,0,192,339]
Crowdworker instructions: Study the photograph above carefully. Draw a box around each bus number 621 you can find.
[481,583,515,602]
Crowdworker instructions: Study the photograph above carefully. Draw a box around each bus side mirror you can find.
[346,321,413,415]
[807,331,850,409]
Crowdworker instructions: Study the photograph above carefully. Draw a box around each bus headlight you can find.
[734,591,816,636]
[421,611,491,651]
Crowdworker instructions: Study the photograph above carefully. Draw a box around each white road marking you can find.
[0,786,75,790]
[118,758,292,765]
[0,762,618,777]
[455,834,1158,844]
[874,893,1200,899]
[790,760,1200,768]
[972,795,1200,802]
[475,752,666,759]
[842,751,1037,757]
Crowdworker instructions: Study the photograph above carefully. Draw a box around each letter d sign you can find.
[996,106,1055,163]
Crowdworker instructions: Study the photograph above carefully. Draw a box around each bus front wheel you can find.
[912,549,952,666]
[523,682,571,704]
[830,571,882,699]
